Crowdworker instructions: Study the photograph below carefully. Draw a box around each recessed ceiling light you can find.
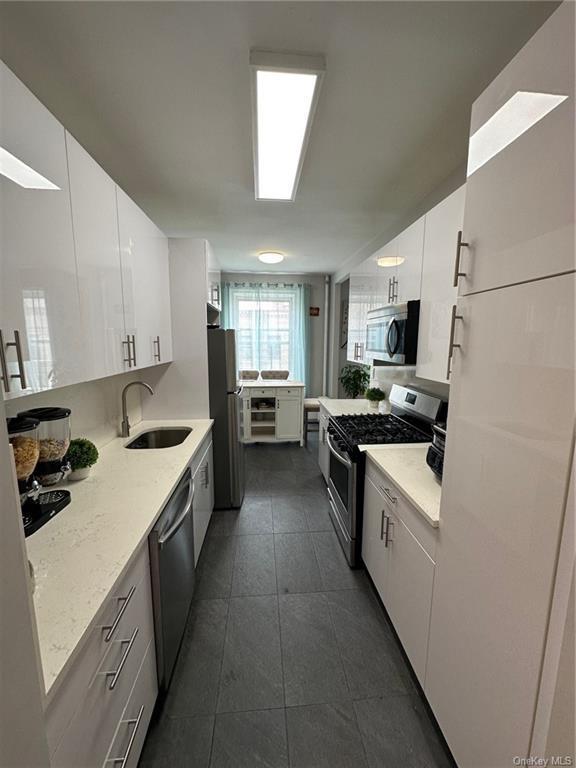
[251,50,325,202]
[377,256,405,268]
[0,146,60,190]
[258,251,284,264]
[467,91,568,177]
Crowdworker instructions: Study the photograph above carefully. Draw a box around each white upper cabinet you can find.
[0,63,85,397]
[458,2,575,295]
[66,133,126,379]
[394,215,425,304]
[206,241,221,310]
[426,272,576,768]
[347,272,372,363]
[116,187,172,369]
[416,185,465,383]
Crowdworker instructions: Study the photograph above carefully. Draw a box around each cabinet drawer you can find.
[278,388,301,398]
[50,568,154,768]
[103,641,158,768]
[365,460,437,561]
[250,388,276,397]
[190,430,212,477]
[46,546,152,757]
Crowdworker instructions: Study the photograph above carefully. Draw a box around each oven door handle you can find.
[327,433,353,469]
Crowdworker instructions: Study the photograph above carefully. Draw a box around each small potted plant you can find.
[365,387,386,411]
[66,438,99,481]
[339,364,370,399]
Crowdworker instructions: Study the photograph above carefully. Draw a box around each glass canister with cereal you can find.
[7,416,41,486]
[17,407,72,486]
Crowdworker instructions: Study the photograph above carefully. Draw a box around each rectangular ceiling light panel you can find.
[467,90,568,177]
[251,50,325,201]
[0,146,60,190]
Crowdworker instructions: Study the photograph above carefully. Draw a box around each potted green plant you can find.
[66,438,99,481]
[365,387,386,411]
[339,364,370,399]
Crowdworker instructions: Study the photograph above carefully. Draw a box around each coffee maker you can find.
[7,415,71,537]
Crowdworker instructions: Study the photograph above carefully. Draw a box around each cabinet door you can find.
[192,443,213,565]
[275,396,301,440]
[206,241,221,310]
[458,3,574,295]
[116,187,172,369]
[0,63,85,396]
[385,509,434,686]
[395,216,424,304]
[426,273,575,768]
[67,133,126,379]
[361,475,389,599]
[416,186,464,383]
[347,274,372,363]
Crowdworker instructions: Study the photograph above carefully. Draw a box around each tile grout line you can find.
[272,524,293,768]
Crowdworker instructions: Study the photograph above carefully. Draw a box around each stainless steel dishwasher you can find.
[149,467,195,692]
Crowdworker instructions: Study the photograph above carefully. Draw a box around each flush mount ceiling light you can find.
[258,251,285,264]
[0,146,60,190]
[377,256,405,268]
[467,91,568,177]
[251,50,325,202]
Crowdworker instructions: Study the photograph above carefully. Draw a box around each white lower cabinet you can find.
[362,464,436,686]
[192,440,214,566]
[47,545,156,768]
[318,407,329,482]
[276,395,302,441]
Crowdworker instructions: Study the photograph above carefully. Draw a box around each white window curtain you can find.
[221,281,311,392]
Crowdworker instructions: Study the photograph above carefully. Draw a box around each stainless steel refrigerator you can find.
[207,328,245,508]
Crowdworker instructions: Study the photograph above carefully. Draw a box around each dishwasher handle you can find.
[158,479,195,548]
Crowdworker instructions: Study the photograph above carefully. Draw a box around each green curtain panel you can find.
[222,281,311,393]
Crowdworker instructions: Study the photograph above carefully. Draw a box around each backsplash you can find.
[3,370,147,449]
[370,365,450,402]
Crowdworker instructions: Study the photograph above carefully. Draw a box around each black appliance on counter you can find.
[326,384,447,567]
[426,424,446,481]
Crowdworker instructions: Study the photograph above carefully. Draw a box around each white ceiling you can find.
[0,2,557,274]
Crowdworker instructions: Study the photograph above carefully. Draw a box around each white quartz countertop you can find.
[318,397,390,417]
[362,444,441,527]
[25,418,213,697]
[240,380,304,388]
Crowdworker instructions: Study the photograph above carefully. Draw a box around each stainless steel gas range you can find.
[326,384,447,567]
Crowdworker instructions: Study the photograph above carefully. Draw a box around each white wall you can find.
[222,272,327,397]
[4,369,148,449]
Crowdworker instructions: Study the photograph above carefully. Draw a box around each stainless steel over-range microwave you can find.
[365,300,420,365]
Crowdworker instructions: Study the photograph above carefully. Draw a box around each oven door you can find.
[365,313,406,364]
[326,433,358,566]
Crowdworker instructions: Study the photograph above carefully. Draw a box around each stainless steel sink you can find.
[125,427,192,450]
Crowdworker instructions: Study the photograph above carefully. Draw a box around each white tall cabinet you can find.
[416,186,465,383]
[425,6,575,767]
[393,215,425,304]
[0,62,85,397]
[66,133,126,379]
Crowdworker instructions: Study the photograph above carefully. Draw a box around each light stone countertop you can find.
[25,418,213,697]
[318,397,391,417]
[361,443,441,527]
[239,380,304,388]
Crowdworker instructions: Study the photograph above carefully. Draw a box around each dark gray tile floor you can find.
[139,436,454,768]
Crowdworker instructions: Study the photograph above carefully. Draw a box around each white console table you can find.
[239,380,305,446]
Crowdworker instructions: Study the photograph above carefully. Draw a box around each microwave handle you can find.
[386,319,401,357]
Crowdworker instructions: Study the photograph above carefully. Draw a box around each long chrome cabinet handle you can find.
[103,627,138,690]
[387,278,392,304]
[0,329,28,391]
[105,704,145,766]
[384,515,393,548]
[122,336,132,368]
[103,585,136,642]
[380,510,386,540]
[379,485,397,505]
[153,335,161,362]
[453,230,469,288]
[446,304,464,379]
[130,334,137,367]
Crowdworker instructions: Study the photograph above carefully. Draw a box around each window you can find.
[222,282,310,390]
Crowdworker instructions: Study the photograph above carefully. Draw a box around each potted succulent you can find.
[365,387,386,411]
[339,364,370,399]
[66,438,99,481]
